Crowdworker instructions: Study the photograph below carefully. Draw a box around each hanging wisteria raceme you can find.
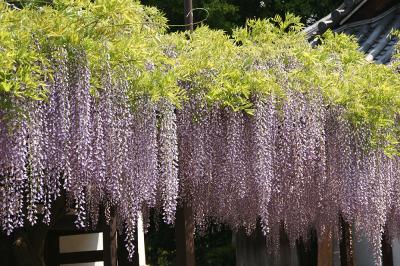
[67,51,93,228]
[0,51,177,260]
[173,89,399,265]
[157,99,179,225]
[130,97,159,209]
[3,2,400,265]
[0,102,28,235]
[2,57,400,265]
[26,99,46,225]
[251,95,276,235]
[386,155,400,244]
[176,94,207,224]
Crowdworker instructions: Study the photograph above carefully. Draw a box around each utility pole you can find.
[175,2,195,265]
[184,0,193,31]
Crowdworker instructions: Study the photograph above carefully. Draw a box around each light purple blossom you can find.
[1,55,400,265]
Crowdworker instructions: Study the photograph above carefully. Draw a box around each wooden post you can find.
[175,204,195,266]
[318,227,333,266]
[103,210,117,266]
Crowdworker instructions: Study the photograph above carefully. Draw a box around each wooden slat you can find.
[58,250,103,264]
[56,230,103,236]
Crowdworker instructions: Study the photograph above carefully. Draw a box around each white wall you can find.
[393,238,400,266]
[59,232,103,253]
[61,262,104,266]
[59,232,104,266]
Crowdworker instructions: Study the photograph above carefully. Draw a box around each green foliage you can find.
[140,0,342,32]
[257,0,341,22]
[297,30,400,153]
[145,213,235,266]
[195,224,235,266]
[0,0,168,103]
[145,217,176,266]
[1,0,400,154]
[0,2,49,101]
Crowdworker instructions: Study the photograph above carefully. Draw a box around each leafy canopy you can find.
[1,0,400,154]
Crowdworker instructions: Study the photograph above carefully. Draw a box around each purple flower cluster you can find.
[1,52,399,265]
[0,51,162,259]
[176,90,397,266]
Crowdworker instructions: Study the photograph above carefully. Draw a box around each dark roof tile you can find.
[305,1,400,64]
[335,5,400,63]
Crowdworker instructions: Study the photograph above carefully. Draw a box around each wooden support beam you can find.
[59,250,103,264]
[318,227,333,266]
[177,2,194,262]
[103,210,117,266]
[175,204,195,266]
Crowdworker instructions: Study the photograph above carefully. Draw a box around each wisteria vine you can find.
[0,50,399,265]
[1,1,400,265]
